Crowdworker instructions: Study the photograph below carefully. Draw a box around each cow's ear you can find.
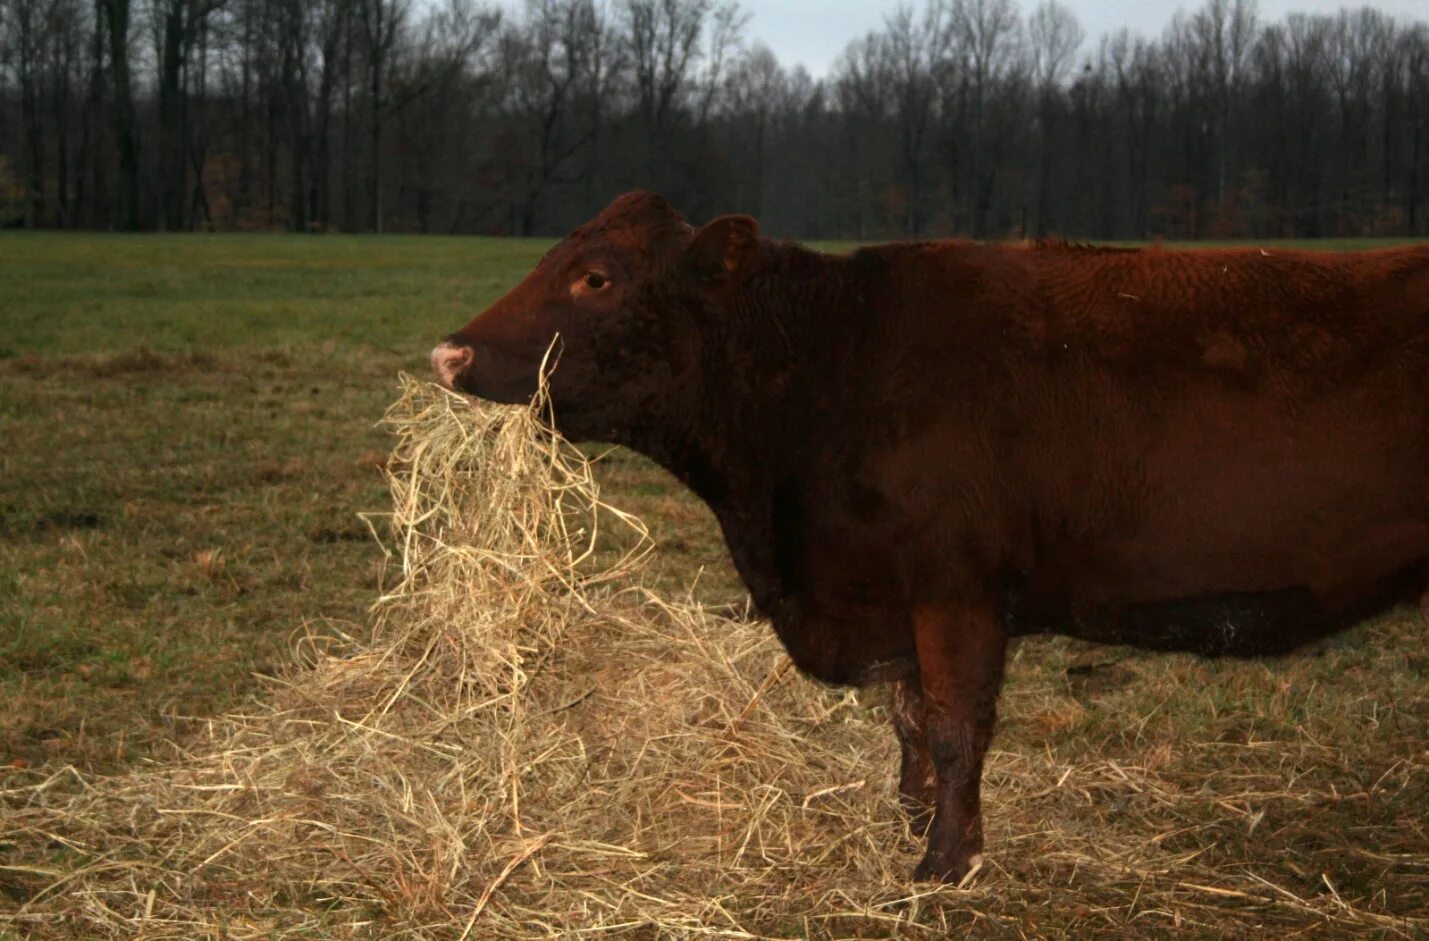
[686,214,760,280]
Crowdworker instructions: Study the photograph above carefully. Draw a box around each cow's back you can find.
[890,241,1429,380]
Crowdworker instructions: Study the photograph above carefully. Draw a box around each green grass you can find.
[1,232,551,356]
[0,232,1425,932]
[0,231,744,773]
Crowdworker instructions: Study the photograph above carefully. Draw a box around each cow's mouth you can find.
[430,341,474,391]
[430,339,542,405]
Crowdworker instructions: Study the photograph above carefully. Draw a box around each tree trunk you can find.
[1035,92,1054,237]
[100,0,140,230]
[77,1,107,228]
[369,9,384,234]
[158,3,188,230]
[54,58,71,228]
[342,10,357,231]
[1410,111,1422,234]
[19,10,45,228]
[312,6,343,232]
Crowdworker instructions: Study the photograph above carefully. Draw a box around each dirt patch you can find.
[0,508,105,539]
[1065,659,1137,699]
[2,348,225,379]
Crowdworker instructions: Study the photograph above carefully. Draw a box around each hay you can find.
[2,376,1426,939]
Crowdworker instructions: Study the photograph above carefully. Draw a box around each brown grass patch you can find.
[2,348,225,378]
[1,377,1425,938]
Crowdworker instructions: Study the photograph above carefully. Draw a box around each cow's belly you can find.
[1012,383,1429,654]
[1017,519,1429,655]
[766,596,917,686]
[1019,468,1428,655]
[1010,561,1426,656]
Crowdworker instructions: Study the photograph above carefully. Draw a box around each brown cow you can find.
[432,191,1429,883]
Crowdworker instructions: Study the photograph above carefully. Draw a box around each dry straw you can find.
[2,376,1425,938]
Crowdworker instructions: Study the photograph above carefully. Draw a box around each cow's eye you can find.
[571,270,612,299]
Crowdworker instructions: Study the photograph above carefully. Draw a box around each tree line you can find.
[2,0,1427,240]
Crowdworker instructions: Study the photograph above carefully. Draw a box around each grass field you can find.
[0,232,753,778]
[1,232,1427,935]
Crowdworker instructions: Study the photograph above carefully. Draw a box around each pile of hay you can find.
[3,376,1425,938]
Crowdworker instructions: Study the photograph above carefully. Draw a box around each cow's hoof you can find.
[913,851,984,886]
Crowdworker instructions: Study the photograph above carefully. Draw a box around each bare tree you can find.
[4,0,62,227]
[357,0,409,231]
[833,31,895,238]
[1028,0,1079,87]
[498,0,607,234]
[947,0,1023,236]
[1402,25,1429,232]
[97,0,140,229]
[575,0,622,216]
[723,42,782,217]
[1107,30,1161,237]
[885,2,951,234]
[390,0,499,231]
[1192,0,1257,218]
[1027,0,1082,235]
[621,0,742,188]
[1251,14,1335,234]
[624,0,704,135]
[3,0,1429,238]
[691,0,744,127]
[145,0,228,230]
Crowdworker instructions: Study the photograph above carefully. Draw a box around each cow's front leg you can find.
[889,676,936,835]
[910,600,1007,884]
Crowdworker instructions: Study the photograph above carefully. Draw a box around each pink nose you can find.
[431,342,474,389]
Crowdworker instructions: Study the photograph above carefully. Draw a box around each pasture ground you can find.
[1,232,1426,936]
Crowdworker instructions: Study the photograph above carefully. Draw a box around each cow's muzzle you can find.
[430,340,474,391]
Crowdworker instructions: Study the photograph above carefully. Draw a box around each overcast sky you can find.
[740,0,1429,77]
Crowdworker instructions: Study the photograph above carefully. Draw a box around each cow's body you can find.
[433,192,1429,882]
[699,239,1429,684]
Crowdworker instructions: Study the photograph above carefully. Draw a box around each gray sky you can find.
[742,0,1429,77]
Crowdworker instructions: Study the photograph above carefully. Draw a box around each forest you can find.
[1,0,1427,240]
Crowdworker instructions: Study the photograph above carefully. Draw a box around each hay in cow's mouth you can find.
[1,376,1424,939]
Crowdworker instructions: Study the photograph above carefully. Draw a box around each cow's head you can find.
[432,191,759,443]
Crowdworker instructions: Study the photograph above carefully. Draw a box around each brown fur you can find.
[436,191,1429,883]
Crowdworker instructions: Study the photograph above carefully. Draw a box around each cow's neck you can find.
[643,245,857,615]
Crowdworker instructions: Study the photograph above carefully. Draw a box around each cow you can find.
[431,191,1429,883]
